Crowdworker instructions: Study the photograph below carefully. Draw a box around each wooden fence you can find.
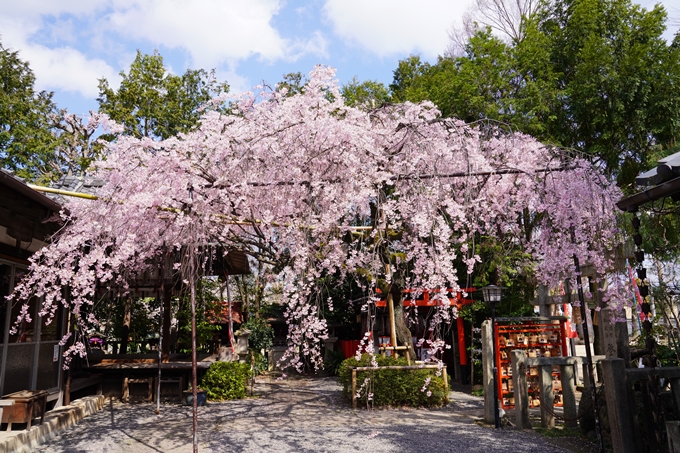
[601,358,680,453]
[510,350,604,429]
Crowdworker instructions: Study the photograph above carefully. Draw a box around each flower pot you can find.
[183,390,207,406]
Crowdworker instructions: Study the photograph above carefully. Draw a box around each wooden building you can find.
[0,169,63,403]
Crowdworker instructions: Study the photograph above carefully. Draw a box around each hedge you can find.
[201,361,251,401]
[338,353,447,408]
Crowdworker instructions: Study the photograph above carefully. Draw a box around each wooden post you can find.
[386,292,398,358]
[511,350,531,429]
[668,421,680,453]
[352,368,357,410]
[641,379,661,452]
[481,320,494,424]
[539,364,554,428]
[671,378,680,417]
[601,358,637,453]
[560,364,578,429]
[442,367,449,403]
[64,367,71,406]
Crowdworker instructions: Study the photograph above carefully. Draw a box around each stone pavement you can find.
[14,376,579,452]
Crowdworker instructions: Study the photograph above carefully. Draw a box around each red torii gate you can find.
[375,287,476,367]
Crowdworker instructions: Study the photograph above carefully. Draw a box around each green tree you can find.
[389,56,432,104]
[393,0,680,191]
[276,72,308,96]
[97,51,229,140]
[341,77,391,109]
[539,0,680,190]
[0,43,58,183]
[47,110,106,180]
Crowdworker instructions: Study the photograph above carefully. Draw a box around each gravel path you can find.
[35,376,578,453]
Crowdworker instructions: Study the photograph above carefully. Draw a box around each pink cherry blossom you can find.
[7,65,624,371]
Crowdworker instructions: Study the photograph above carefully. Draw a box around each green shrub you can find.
[201,361,251,401]
[324,349,346,376]
[241,317,274,352]
[240,317,274,376]
[251,351,268,376]
[338,354,447,408]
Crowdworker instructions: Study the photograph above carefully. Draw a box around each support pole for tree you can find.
[571,229,604,453]
[385,263,398,358]
[62,306,73,406]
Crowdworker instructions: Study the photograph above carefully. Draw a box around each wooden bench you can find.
[1,390,48,430]
[0,400,14,431]
[123,377,154,403]
[158,377,183,402]
[69,375,103,395]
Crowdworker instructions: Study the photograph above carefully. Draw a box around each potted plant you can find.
[183,387,207,406]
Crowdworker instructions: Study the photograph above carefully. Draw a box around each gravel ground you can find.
[35,376,583,453]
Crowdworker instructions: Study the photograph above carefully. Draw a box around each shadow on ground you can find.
[34,376,580,453]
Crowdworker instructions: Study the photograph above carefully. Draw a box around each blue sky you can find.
[2,0,679,118]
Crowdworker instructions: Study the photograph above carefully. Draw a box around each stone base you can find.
[0,395,104,453]
[268,347,287,371]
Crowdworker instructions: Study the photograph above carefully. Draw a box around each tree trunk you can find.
[392,292,417,361]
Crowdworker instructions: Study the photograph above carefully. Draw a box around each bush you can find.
[241,317,274,376]
[338,354,447,408]
[251,351,268,376]
[241,317,274,352]
[201,361,251,401]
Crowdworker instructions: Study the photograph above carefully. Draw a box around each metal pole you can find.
[190,245,198,453]
[156,292,163,414]
[226,273,234,354]
[156,255,165,415]
[491,301,501,429]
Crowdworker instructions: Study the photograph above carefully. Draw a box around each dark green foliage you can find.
[391,0,680,191]
[176,279,222,354]
[241,317,274,352]
[92,296,160,353]
[241,317,273,376]
[250,351,268,376]
[201,361,251,401]
[277,72,308,96]
[0,43,58,182]
[315,272,363,340]
[341,77,391,109]
[97,50,229,140]
[338,354,447,407]
[324,349,346,376]
[655,344,679,367]
[538,0,679,190]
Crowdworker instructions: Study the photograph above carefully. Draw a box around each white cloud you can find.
[102,0,325,68]
[215,68,250,94]
[24,45,119,98]
[0,14,118,98]
[0,0,109,19]
[288,30,329,61]
[0,0,327,100]
[322,0,473,58]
